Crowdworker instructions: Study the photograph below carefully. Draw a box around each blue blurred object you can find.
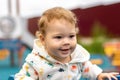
[0,39,22,51]
[0,39,25,66]
[8,75,14,80]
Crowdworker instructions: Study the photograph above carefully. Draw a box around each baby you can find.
[15,7,119,80]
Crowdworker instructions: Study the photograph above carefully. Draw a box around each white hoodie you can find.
[15,39,102,80]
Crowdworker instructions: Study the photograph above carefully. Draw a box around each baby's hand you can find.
[97,72,119,80]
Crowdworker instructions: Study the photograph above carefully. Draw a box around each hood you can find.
[70,44,90,63]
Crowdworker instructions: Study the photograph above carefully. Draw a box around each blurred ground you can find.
[0,48,31,80]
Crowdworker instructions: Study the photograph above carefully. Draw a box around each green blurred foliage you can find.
[77,21,109,54]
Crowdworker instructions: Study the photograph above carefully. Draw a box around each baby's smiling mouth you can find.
[59,48,71,54]
[61,49,69,51]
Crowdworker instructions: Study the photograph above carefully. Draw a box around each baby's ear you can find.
[35,31,41,38]
[39,34,45,45]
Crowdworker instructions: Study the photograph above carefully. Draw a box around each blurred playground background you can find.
[0,0,120,80]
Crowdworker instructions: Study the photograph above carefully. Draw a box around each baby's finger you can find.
[111,72,119,75]
[111,75,118,80]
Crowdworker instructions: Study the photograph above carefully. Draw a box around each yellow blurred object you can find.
[104,46,114,57]
[103,41,120,66]
[0,49,10,60]
[112,60,120,66]
[90,59,103,65]
[112,49,120,66]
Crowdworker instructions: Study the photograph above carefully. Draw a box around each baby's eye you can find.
[69,35,75,38]
[54,36,62,39]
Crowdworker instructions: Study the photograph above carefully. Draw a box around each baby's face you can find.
[41,19,77,62]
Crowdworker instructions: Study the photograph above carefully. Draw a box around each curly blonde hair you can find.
[37,7,78,37]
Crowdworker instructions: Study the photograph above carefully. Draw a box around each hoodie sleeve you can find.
[15,62,39,80]
[81,61,103,80]
[15,53,39,80]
